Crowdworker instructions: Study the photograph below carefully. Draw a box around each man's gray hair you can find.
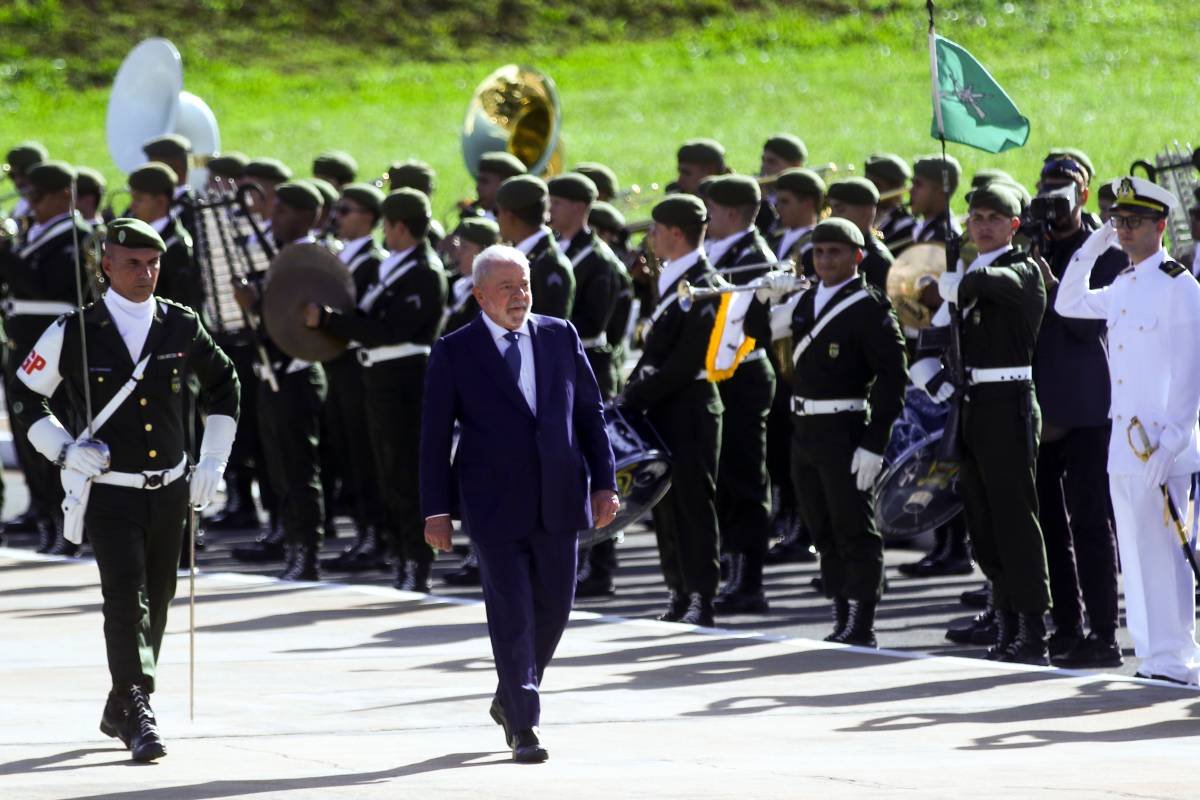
[472,244,529,286]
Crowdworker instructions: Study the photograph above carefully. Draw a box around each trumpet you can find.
[677,270,810,312]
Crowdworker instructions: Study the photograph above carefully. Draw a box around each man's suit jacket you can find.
[420,312,616,542]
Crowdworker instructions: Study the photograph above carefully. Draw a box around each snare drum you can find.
[577,402,672,549]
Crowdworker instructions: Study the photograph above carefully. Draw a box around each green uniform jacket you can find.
[10,297,240,474]
[953,248,1047,376]
[0,212,94,353]
[154,217,208,329]
[860,232,895,295]
[527,231,575,319]
[561,228,621,345]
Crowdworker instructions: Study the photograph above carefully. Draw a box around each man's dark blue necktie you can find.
[503,331,522,386]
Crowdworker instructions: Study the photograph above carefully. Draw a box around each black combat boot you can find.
[44,517,79,557]
[765,517,817,564]
[656,590,688,622]
[985,609,1018,660]
[678,592,715,627]
[713,552,769,614]
[960,582,991,609]
[827,599,877,648]
[443,549,481,586]
[99,690,130,748]
[1000,613,1050,666]
[34,516,56,554]
[823,597,850,642]
[231,520,287,563]
[204,469,260,531]
[1047,624,1085,659]
[279,542,319,581]
[396,559,432,593]
[945,605,997,645]
[124,685,167,762]
[322,524,373,571]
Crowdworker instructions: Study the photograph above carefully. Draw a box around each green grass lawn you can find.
[2,2,1199,224]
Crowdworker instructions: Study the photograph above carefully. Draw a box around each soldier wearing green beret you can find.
[127,163,204,320]
[766,168,825,270]
[10,216,240,762]
[746,217,907,647]
[444,217,500,334]
[865,153,916,256]
[573,162,619,203]
[142,134,198,244]
[206,151,249,185]
[910,181,1051,665]
[463,151,528,223]
[676,138,728,196]
[307,188,447,592]
[241,158,294,232]
[757,134,808,234]
[74,167,107,228]
[910,154,963,247]
[4,141,47,230]
[828,177,895,293]
[312,150,358,190]
[622,194,724,626]
[386,161,445,249]
[587,201,637,391]
[700,174,778,615]
[0,160,94,552]
[231,181,329,580]
[496,175,574,320]
[303,177,343,258]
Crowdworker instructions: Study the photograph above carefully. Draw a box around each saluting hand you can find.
[591,489,620,528]
[424,515,453,552]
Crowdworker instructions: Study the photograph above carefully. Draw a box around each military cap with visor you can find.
[968,182,1023,217]
[1109,176,1177,216]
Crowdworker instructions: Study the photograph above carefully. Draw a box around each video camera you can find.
[1029,183,1077,225]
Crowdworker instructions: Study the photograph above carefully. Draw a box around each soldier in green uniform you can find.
[864,153,915,256]
[126,163,203,313]
[910,182,1052,664]
[463,152,527,222]
[704,175,777,615]
[388,159,445,247]
[767,168,825,271]
[307,189,448,592]
[827,177,895,292]
[75,167,107,228]
[11,218,239,762]
[675,138,728,196]
[587,201,636,384]
[747,218,907,645]
[306,177,341,252]
[757,133,808,234]
[495,175,574,319]
[622,195,723,626]
[141,134,196,243]
[444,218,500,334]
[574,162,619,203]
[312,150,358,191]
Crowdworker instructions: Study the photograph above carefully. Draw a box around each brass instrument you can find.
[886,242,947,335]
[1131,142,1200,257]
[759,162,854,188]
[461,64,563,178]
[677,272,810,312]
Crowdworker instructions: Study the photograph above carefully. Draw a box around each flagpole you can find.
[927,1,945,139]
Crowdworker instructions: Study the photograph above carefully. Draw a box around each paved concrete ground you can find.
[2,550,1199,800]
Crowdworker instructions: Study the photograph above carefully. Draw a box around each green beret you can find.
[312,150,357,184]
[989,177,1032,209]
[341,183,385,217]
[695,175,719,199]
[496,174,548,211]
[652,194,707,228]
[27,160,75,194]
[706,174,761,208]
[574,162,618,200]
[827,177,879,207]
[305,178,339,210]
[478,151,528,179]
[812,217,865,248]
[864,153,912,185]
[388,159,436,195]
[677,138,726,168]
[128,162,178,197]
[589,201,626,232]
[968,182,1022,217]
[207,151,248,179]
[970,168,1014,190]
[1045,147,1094,183]
[912,154,962,195]
[1097,182,1116,202]
[142,134,191,159]
[6,141,47,172]
[381,188,431,223]
[774,168,826,201]
[245,158,293,183]
[106,218,166,253]
[548,172,598,204]
[75,167,106,199]
[763,134,807,165]
[275,181,324,212]
[455,217,501,248]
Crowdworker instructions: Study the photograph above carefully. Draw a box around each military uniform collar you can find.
[967,244,1013,272]
[339,235,374,265]
[657,247,705,297]
[1128,247,1167,275]
[706,225,757,266]
[25,211,74,245]
[515,226,551,256]
[149,215,172,236]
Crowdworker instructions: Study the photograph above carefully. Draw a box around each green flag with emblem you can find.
[929,34,1030,153]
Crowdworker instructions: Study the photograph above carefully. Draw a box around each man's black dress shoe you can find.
[511,728,549,763]
[489,697,512,747]
[1051,632,1123,669]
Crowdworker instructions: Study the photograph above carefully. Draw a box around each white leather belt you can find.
[357,342,431,367]
[2,299,75,317]
[968,366,1033,385]
[741,349,768,363]
[93,456,188,490]
[791,397,867,416]
[580,332,608,349]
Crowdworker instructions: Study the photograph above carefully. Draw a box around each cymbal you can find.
[886,243,946,332]
[262,243,356,362]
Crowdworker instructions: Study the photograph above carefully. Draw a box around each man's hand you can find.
[1033,253,1058,290]
[62,440,110,477]
[849,448,885,492]
[591,489,620,528]
[754,270,795,304]
[303,302,323,329]
[938,271,963,305]
[190,455,227,510]
[424,515,453,552]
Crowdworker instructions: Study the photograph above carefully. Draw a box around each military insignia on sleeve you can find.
[171,375,182,394]
[828,342,840,358]
[1159,261,1186,278]
[21,350,46,374]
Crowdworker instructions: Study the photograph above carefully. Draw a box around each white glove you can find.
[930,383,955,403]
[63,440,110,478]
[190,414,237,509]
[938,271,963,305]
[910,357,955,403]
[1077,220,1119,260]
[1143,447,1174,488]
[754,270,795,304]
[850,448,885,492]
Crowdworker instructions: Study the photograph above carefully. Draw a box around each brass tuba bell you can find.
[461,64,563,179]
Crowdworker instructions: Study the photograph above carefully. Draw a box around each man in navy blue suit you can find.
[420,244,618,763]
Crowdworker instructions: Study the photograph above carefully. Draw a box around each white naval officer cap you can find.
[1109,176,1178,215]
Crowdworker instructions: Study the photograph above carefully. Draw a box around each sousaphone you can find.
[461,64,563,178]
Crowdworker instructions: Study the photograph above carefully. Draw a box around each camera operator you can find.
[1028,150,1128,668]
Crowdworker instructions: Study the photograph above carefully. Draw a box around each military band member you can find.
[307,177,341,250]
[703,175,777,614]
[574,162,619,203]
[766,168,825,268]
[204,151,249,192]
[240,157,293,229]
[622,195,723,626]
[676,138,728,195]
[465,151,527,222]
[321,183,390,572]
[4,141,47,229]
[75,167,106,228]
[548,172,621,397]
[308,188,448,592]
[388,159,444,247]
[11,218,239,762]
[0,161,92,553]
[496,175,574,319]
[127,163,203,314]
[445,218,501,334]
[911,183,1051,664]
[142,134,196,240]
[312,150,358,191]
[748,218,907,645]
[757,133,807,233]
[232,182,328,580]
[909,154,963,246]
[864,153,915,255]
[1056,177,1200,685]
[827,177,894,293]
[587,201,636,374]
